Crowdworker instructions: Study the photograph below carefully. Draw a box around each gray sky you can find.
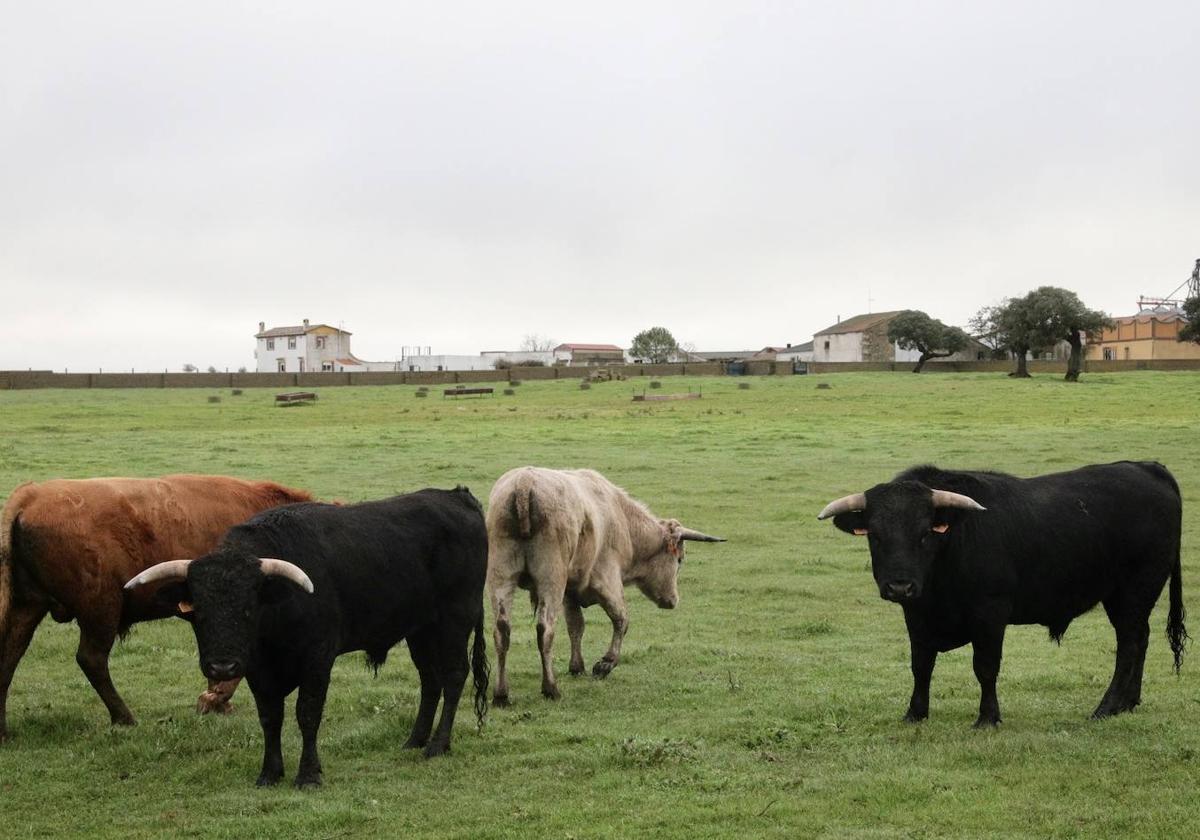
[3,1,1198,371]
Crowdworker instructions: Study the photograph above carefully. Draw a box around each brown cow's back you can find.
[4,475,312,628]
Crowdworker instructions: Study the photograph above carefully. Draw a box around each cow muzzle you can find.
[656,595,678,610]
[203,659,244,681]
[881,581,918,603]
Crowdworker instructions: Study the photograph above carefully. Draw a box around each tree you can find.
[1179,297,1200,344]
[520,334,556,352]
[887,310,970,373]
[182,363,199,373]
[630,327,679,364]
[1021,286,1112,382]
[970,299,1047,378]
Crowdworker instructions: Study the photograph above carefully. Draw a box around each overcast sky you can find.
[3,1,1198,371]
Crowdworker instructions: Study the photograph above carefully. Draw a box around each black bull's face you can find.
[167,553,307,681]
[825,481,981,603]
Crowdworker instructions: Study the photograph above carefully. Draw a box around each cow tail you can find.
[1167,538,1188,674]
[513,482,534,539]
[471,608,490,731]
[0,509,16,635]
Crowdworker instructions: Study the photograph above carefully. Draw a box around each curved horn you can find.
[124,559,192,590]
[676,527,725,543]
[817,493,866,521]
[930,489,986,512]
[258,558,315,594]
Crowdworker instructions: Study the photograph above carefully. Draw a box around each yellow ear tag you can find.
[931,523,950,534]
[178,601,194,614]
[853,528,869,536]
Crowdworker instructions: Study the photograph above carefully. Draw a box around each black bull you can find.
[127,487,489,788]
[820,462,1186,726]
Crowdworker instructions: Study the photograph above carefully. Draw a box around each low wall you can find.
[6,357,1197,390]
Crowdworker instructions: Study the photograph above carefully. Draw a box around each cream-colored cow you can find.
[486,467,723,705]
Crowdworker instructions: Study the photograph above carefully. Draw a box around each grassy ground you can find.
[1,373,1199,839]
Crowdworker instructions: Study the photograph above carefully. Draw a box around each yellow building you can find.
[1086,311,1200,361]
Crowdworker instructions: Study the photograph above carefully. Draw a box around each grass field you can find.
[1,373,1199,839]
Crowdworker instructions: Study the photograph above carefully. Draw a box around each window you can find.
[823,340,830,351]
[1103,348,1115,361]
[288,336,296,349]
[299,359,305,372]
[266,339,275,350]
[277,358,286,372]
[321,361,333,372]
[315,336,326,349]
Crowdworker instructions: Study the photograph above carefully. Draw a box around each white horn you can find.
[125,559,192,590]
[930,489,986,512]
[817,493,867,521]
[676,527,726,543]
[258,558,315,594]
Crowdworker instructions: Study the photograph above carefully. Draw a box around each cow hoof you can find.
[111,715,137,728]
[569,662,586,676]
[256,773,282,787]
[903,711,928,724]
[972,717,1000,729]
[492,693,510,708]
[423,742,450,759]
[592,659,614,678]
[294,775,322,790]
[401,736,428,750]
[541,685,561,700]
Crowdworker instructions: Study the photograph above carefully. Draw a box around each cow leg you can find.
[0,603,49,741]
[403,629,443,749]
[75,621,135,726]
[971,626,1005,728]
[489,580,515,707]
[1094,601,1151,718]
[535,588,565,699]
[424,622,471,758]
[904,641,937,723]
[294,672,330,789]
[564,597,587,676]
[250,682,286,787]
[590,575,629,679]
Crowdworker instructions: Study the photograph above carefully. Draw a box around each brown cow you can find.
[487,467,724,704]
[0,474,312,740]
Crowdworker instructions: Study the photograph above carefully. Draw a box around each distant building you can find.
[254,320,397,373]
[1085,310,1200,361]
[553,343,626,365]
[811,312,914,363]
[752,342,814,363]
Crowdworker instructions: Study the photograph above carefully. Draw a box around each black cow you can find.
[819,462,1186,726]
[125,487,489,788]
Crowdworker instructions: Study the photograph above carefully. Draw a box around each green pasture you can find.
[1,373,1199,838]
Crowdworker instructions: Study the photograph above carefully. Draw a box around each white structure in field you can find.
[254,320,398,373]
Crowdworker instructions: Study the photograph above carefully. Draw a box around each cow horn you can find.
[258,558,315,594]
[817,493,867,520]
[124,559,192,590]
[930,489,986,511]
[676,527,725,543]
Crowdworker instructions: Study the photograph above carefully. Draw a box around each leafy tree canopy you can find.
[630,327,679,364]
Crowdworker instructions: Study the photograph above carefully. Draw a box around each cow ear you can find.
[260,575,308,605]
[831,511,868,536]
[931,523,950,534]
[154,582,192,614]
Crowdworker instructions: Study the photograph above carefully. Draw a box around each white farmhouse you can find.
[254,320,398,373]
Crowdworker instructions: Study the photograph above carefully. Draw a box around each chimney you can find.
[258,321,265,333]
[837,314,841,324]
[303,318,309,328]
[786,343,791,348]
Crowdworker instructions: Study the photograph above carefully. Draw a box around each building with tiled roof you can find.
[254,319,397,373]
